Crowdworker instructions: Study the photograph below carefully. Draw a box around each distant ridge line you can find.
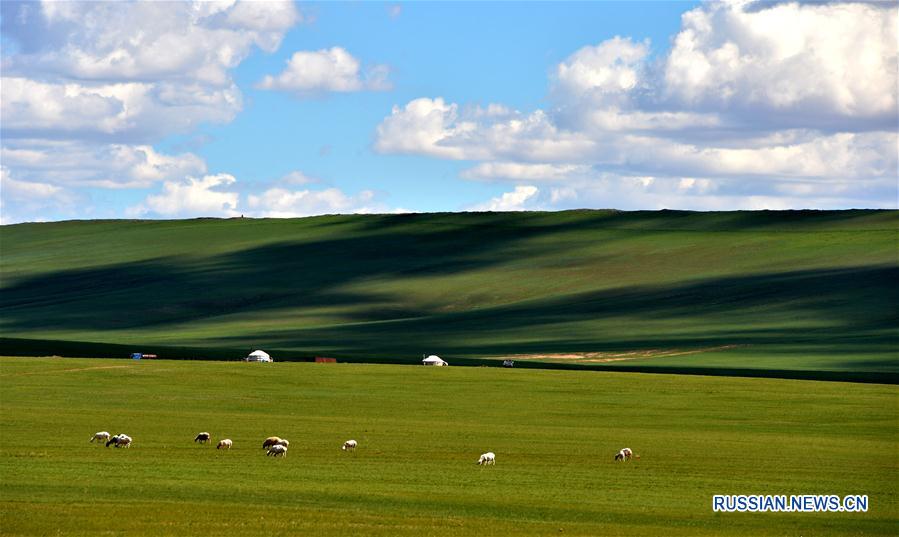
[1,338,895,385]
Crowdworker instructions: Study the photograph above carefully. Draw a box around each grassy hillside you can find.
[1,357,896,536]
[1,210,897,376]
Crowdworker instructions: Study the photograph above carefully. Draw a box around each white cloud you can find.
[128,174,240,218]
[224,0,303,38]
[0,0,302,222]
[375,1,898,210]
[662,1,897,127]
[1,167,63,200]
[122,171,402,220]
[469,172,896,214]
[378,97,896,182]
[0,141,207,189]
[536,177,897,211]
[257,47,391,95]
[374,98,470,159]
[555,36,649,101]
[622,131,897,181]
[1,77,242,141]
[4,0,300,85]
[246,186,384,217]
[279,171,321,186]
[462,163,592,182]
[0,166,80,223]
[375,98,595,161]
[469,186,540,212]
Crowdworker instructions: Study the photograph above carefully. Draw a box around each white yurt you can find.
[422,354,448,366]
[245,350,273,362]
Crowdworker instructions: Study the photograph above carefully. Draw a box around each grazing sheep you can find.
[477,452,496,465]
[90,431,110,443]
[106,434,132,448]
[614,448,636,462]
[266,445,287,457]
[342,440,357,451]
[194,432,211,444]
[262,436,282,449]
[274,438,289,448]
[217,439,232,450]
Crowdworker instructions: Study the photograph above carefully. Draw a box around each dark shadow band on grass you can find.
[2,337,896,385]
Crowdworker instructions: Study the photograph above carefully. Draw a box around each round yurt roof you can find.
[248,350,270,359]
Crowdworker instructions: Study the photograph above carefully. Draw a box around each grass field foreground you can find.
[1,357,896,536]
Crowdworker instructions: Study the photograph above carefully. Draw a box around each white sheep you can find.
[90,431,110,443]
[106,434,132,448]
[194,432,211,444]
[266,444,287,457]
[262,436,282,449]
[217,439,232,450]
[477,452,496,465]
[342,440,357,451]
[614,448,637,461]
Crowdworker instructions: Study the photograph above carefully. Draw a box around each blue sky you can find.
[1,1,896,223]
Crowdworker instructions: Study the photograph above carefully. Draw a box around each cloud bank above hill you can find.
[0,0,304,222]
[0,1,895,222]
[376,1,898,211]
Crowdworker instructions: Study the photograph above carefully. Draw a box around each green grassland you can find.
[1,357,896,536]
[1,210,897,378]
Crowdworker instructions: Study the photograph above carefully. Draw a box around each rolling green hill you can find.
[1,210,897,378]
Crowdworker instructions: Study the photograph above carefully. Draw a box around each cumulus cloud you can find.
[375,98,595,161]
[555,36,649,102]
[378,98,895,182]
[376,1,898,210]
[279,171,321,186]
[127,174,240,218]
[122,170,403,221]
[2,0,300,84]
[462,163,593,182]
[662,1,897,128]
[374,98,473,159]
[0,166,80,223]
[0,1,276,143]
[0,0,302,222]
[536,175,897,211]
[470,171,896,214]
[257,47,391,95]
[469,186,541,212]
[1,77,241,142]
[1,167,63,200]
[0,141,207,189]
[246,186,384,217]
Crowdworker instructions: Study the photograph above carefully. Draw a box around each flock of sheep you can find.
[92,430,637,464]
[90,431,379,460]
[90,431,132,448]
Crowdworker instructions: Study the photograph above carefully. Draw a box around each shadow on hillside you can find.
[214,265,898,362]
[1,212,896,368]
[0,217,607,330]
[352,209,898,233]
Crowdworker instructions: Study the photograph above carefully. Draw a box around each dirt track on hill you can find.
[499,345,740,363]
[0,363,133,377]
